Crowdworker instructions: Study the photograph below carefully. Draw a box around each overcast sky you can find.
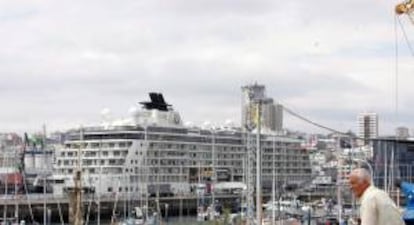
[1,0,414,136]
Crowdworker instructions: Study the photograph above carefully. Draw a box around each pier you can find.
[0,193,244,222]
[0,187,372,223]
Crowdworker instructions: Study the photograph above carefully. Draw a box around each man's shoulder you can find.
[370,186,391,198]
[361,186,387,202]
[362,186,378,198]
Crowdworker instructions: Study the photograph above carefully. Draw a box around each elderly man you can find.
[348,168,405,225]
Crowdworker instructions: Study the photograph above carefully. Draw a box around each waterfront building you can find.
[396,126,410,139]
[372,138,414,189]
[0,133,24,193]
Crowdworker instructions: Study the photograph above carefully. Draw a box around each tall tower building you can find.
[274,103,283,132]
[241,83,283,132]
[357,112,378,144]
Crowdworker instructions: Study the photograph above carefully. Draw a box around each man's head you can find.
[348,168,372,198]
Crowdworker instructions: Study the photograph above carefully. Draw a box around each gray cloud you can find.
[0,0,410,135]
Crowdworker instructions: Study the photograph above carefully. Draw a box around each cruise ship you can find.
[51,93,312,197]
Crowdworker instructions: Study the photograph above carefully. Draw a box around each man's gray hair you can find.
[350,168,372,184]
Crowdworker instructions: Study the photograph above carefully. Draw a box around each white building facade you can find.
[357,112,378,145]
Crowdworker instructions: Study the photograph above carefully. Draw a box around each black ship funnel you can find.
[139,92,171,111]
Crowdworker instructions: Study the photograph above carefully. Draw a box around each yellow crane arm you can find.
[396,0,414,15]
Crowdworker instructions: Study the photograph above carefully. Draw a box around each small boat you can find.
[118,207,154,225]
[263,199,304,218]
[197,204,220,222]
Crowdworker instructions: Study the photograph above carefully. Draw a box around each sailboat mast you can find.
[71,127,84,225]
[97,137,102,225]
[211,130,216,222]
[144,126,149,221]
[156,147,161,224]
[272,136,275,225]
[43,125,47,225]
[3,154,8,223]
[256,100,262,225]
[14,138,19,221]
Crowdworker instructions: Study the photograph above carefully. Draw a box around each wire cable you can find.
[283,106,349,136]
[397,15,414,56]
[395,15,400,129]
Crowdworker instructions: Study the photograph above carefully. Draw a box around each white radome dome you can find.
[128,106,138,116]
[184,121,194,127]
[224,119,234,127]
[202,121,212,127]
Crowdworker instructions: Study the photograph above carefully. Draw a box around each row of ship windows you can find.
[57,159,125,166]
[57,156,308,167]
[57,159,308,169]
[58,152,310,164]
[263,148,307,154]
[62,143,301,156]
[262,158,310,164]
[146,133,301,147]
[108,187,140,193]
[146,135,242,145]
[57,168,125,174]
[148,143,244,152]
[60,150,129,157]
[65,141,133,149]
[261,156,309,161]
[82,153,308,162]
[147,143,300,152]
[260,162,311,168]
[261,169,313,174]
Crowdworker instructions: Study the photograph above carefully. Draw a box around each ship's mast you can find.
[69,127,83,225]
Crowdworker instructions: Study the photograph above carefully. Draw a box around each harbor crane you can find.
[396,0,414,22]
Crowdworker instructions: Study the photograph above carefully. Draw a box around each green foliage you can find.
[208,208,232,225]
